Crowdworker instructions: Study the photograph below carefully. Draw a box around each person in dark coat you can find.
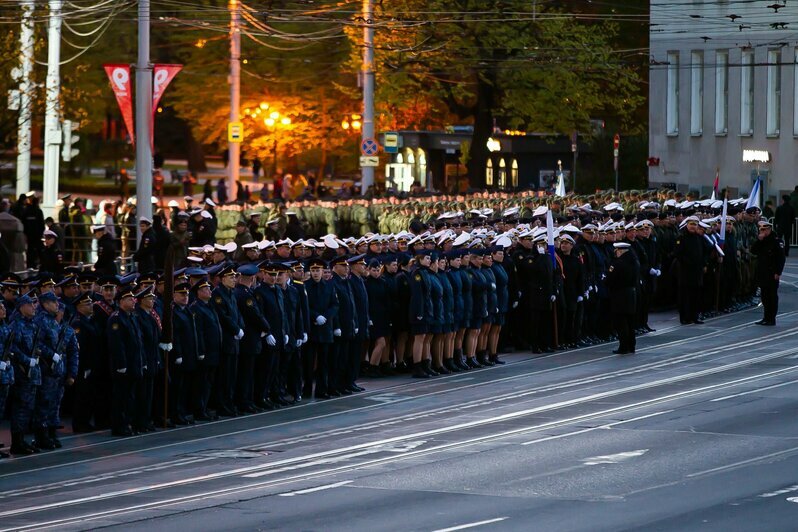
[489,245,511,364]
[133,217,157,273]
[751,220,787,325]
[70,292,98,433]
[134,287,161,432]
[347,254,369,392]
[674,217,710,325]
[407,250,433,378]
[93,225,117,276]
[281,266,305,401]
[330,256,358,393]
[190,279,222,420]
[107,286,145,437]
[774,195,796,256]
[22,195,45,268]
[556,235,586,348]
[290,262,311,396]
[235,264,271,413]
[171,282,203,424]
[211,266,244,416]
[606,242,640,355]
[40,230,64,275]
[364,259,391,378]
[254,262,288,408]
[304,258,338,398]
[152,213,171,269]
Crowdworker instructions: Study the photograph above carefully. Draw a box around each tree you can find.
[369,0,645,187]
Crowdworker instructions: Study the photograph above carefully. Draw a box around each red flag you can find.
[713,167,720,196]
[103,64,135,143]
[151,64,182,149]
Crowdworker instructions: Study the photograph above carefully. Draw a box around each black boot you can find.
[412,361,430,378]
[444,358,461,373]
[477,351,494,366]
[454,354,470,371]
[48,427,62,449]
[466,357,482,369]
[366,365,383,378]
[489,353,506,365]
[33,428,55,451]
[423,359,439,376]
[10,432,35,455]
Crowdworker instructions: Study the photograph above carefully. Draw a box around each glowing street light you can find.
[264,117,275,127]
[280,117,291,125]
[259,102,269,110]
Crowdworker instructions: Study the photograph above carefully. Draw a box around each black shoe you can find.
[466,357,482,369]
[412,362,430,378]
[477,353,494,366]
[489,354,506,365]
[217,408,236,417]
[612,349,629,355]
[423,361,439,376]
[340,388,353,395]
[645,326,656,332]
[315,393,331,400]
[72,423,96,433]
[434,365,451,375]
[328,390,342,397]
[693,319,705,325]
[455,358,470,371]
[33,429,55,451]
[351,384,365,392]
[195,413,214,421]
[48,428,62,449]
[366,365,383,378]
[444,358,461,373]
[111,428,134,437]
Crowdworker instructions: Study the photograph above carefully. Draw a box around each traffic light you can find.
[61,119,79,162]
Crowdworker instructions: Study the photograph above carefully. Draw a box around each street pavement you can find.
[1,260,798,531]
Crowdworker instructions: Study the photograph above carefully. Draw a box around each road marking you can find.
[581,449,648,465]
[687,446,798,478]
[710,379,798,402]
[787,497,798,503]
[277,480,352,497]
[0,305,781,482]
[520,410,674,446]
[759,484,798,498]
[432,517,509,532]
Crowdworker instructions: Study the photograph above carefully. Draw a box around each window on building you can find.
[766,50,781,136]
[511,159,519,188]
[691,51,703,135]
[498,158,507,188]
[485,158,493,186]
[715,50,728,134]
[667,52,680,135]
[741,50,754,135]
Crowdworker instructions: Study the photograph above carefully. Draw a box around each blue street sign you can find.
[361,138,379,156]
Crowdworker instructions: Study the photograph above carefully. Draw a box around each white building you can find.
[649,0,798,202]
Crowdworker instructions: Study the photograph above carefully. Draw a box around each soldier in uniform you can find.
[305,258,338,398]
[135,286,161,432]
[70,291,98,433]
[235,263,270,413]
[607,242,639,354]
[133,217,157,273]
[93,225,118,276]
[107,285,145,437]
[211,265,244,417]
[0,302,13,458]
[347,255,369,391]
[40,229,64,275]
[751,220,786,325]
[254,262,286,408]
[330,256,359,391]
[171,282,202,425]
[31,292,63,451]
[281,262,305,401]
[1,273,21,316]
[190,280,222,420]
[408,249,433,378]
[10,295,42,455]
[92,276,118,429]
[674,217,709,325]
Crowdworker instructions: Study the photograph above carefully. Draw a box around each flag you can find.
[103,64,135,143]
[151,64,182,149]
[745,177,761,211]
[546,209,556,268]
[555,169,566,197]
[719,197,728,247]
[712,168,720,200]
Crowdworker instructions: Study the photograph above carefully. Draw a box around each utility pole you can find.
[360,0,375,193]
[228,0,241,201]
[42,0,63,218]
[16,0,35,197]
[136,0,153,237]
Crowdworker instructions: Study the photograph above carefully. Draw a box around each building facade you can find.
[649,0,798,201]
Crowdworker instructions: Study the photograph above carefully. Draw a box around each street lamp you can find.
[341,113,362,132]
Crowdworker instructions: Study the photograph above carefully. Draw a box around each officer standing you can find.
[304,258,338,398]
[347,255,369,392]
[0,302,13,458]
[171,282,202,424]
[751,220,786,325]
[133,217,157,273]
[70,292,98,433]
[674,217,709,325]
[10,295,42,455]
[330,256,358,392]
[107,285,145,437]
[190,280,222,420]
[607,242,639,354]
[235,263,270,413]
[135,286,161,432]
[93,225,117,276]
[254,262,286,409]
[211,266,244,417]
[31,292,63,451]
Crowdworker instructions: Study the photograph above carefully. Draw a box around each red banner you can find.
[151,64,182,149]
[103,64,135,143]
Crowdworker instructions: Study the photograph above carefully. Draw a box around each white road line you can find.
[710,379,798,402]
[519,410,673,446]
[432,517,509,532]
[687,446,798,478]
[277,480,352,497]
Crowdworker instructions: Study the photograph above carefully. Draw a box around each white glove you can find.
[198,355,205,360]
[649,268,657,276]
[260,331,266,337]
[0,361,7,371]
[52,353,62,364]
[296,339,302,348]
[266,334,276,346]
[550,295,556,303]
[30,358,38,368]
[512,301,518,308]
[116,368,126,374]
[302,333,307,343]
[600,274,606,280]
[159,343,173,351]
[284,334,289,345]
[655,269,662,277]
[315,315,327,325]
[368,320,373,326]
[354,328,359,335]
[491,283,496,290]
[84,369,91,379]
[175,357,183,365]
[333,329,342,337]
[236,329,245,340]
[577,296,583,303]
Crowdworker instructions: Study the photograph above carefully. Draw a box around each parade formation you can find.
[0,187,787,457]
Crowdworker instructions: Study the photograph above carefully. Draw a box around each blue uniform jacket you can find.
[107,310,145,378]
[212,285,243,356]
[331,275,357,339]
[306,278,338,344]
[190,299,222,366]
[235,284,270,356]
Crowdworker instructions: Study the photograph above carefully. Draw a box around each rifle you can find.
[27,324,41,379]
[1,330,18,376]
[48,324,68,373]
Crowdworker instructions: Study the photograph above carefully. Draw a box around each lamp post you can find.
[263,110,291,177]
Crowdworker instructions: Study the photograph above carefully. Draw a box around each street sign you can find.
[360,155,379,167]
[384,132,399,154]
[361,137,379,156]
[228,122,244,143]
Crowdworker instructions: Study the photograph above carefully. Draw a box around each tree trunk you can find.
[466,75,496,189]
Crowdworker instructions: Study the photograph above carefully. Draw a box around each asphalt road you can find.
[2,269,798,531]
